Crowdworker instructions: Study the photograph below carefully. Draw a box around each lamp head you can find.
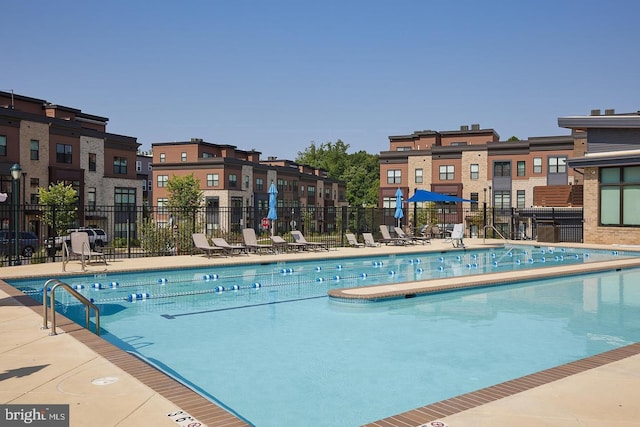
[10,163,22,180]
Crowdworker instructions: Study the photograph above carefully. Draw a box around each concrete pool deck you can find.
[2,238,640,426]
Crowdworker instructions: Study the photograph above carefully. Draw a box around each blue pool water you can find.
[10,245,640,426]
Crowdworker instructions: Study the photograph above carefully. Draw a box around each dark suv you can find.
[0,231,41,257]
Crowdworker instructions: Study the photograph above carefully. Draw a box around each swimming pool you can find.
[10,245,640,426]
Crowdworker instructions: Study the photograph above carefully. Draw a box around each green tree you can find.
[38,182,78,237]
[167,174,203,209]
[508,136,520,141]
[296,142,379,207]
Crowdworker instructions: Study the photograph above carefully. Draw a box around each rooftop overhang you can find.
[567,152,640,168]
[558,115,640,130]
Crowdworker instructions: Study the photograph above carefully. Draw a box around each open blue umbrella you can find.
[394,188,404,227]
[407,189,476,203]
[267,181,278,235]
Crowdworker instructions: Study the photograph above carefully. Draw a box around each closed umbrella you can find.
[267,181,278,235]
[394,188,404,227]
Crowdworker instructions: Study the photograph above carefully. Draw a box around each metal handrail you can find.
[482,225,509,245]
[42,278,100,336]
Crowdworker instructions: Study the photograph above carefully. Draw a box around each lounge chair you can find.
[345,233,364,248]
[70,231,107,271]
[362,233,380,247]
[271,235,305,252]
[192,233,225,258]
[291,231,328,251]
[449,223,465,248]
[242,228,274,254]
[378,225,407,245]
[211,238,249,256]
[393,227,418,245]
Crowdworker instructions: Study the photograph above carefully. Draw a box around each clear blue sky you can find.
[3,0,639,160]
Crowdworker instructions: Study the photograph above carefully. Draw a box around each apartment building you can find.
[561,109,640,245]
[0,90,140,238]
[380,124,582,228]
[151,139,347,234]
[136,151,153,207]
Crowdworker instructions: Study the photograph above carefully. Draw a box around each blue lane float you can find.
[333,275,341,281]
[372,261,384,267]
[252,282,262,288]
[493,261,498,267]
[416,268,423,274]
[280,267,294,274]
[74,284,85,290]
[528,258,534,263]
[455,255,461,261]
[414,258,421,264]
[316,278,324,283]
[584,253,590,258]
[388,270,395,276]
[202,274,218,281]
[438,257,444,263]
[91,283,102,289]
[110,282,119,288]
[231,284,240,291]
[336,265,342,270]
[158,278,168,284]
[360,273,367,279]
[438,265,445,271]
[612,250,619,256]
[315,266,322,272]
[215,286,225,293]
[128,293,150,302]
[516,259,521,265]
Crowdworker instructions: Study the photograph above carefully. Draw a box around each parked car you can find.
[55,228,109,250]
[0,231,42,257]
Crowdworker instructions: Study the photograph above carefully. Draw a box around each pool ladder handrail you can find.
[42,278,100,336]
[483,225,509,246]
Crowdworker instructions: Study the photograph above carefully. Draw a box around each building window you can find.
[494,190,511,209]
[157,175,168,188]
[136,160,142,172]
[30,193,39,204]
[142,180,147,191]
[207,173,219,187]
[493,161,511,177]
[56,143,72,164]
[300,185,305,196]
[181,152,187,162]
[30,140,39,160]
[229,174,237,188]
[244,175,250,189]
[439,165,454,180]
[600,166,640,226]
[548,156,567,174]
[517,190,526,208]
[89,153,97,171]
[533,157,542,174]
[148,163,152,171]
[470,164,479,180]
[256,178,264,191]
[157,198,168,213]
[517,161,526,177]
[87,188,96,210]
[0,135,6,156]
[114,157,128,174]
[387,169,401,184]
[30,178,39,188]
[159,153,166,163]
[470,192,479,211]
[308,186,315,197]
[148,180,152,190]
[114,187,136,207]
[415,168,423,184]
[382,196,395,209]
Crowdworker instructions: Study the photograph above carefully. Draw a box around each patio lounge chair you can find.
[345,233,364,248]
[70,231,107,271]
[270,235,306,252]
[362,233,380,247]
[192,233,225,258]
[211,238,249,256]
[449,223,465,248]
[393,227,417,245]
[291,230,328,251]
[242,228,274,254]
[378,225,408,245]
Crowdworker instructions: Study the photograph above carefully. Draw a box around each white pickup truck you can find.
[55,228,108,250]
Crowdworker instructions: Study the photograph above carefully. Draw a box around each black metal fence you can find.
[0,204,583,266]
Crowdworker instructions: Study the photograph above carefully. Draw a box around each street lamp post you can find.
[10,163,22,266]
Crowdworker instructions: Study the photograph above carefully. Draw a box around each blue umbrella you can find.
[267,181,278,235]
[407,189,476,203]
[394,188,404,227]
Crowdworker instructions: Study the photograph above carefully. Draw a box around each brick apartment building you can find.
[151,139,347,234]
[379,124,584,232]
[0,90,140,239]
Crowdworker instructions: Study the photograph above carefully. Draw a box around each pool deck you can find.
[2,238,640,426]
